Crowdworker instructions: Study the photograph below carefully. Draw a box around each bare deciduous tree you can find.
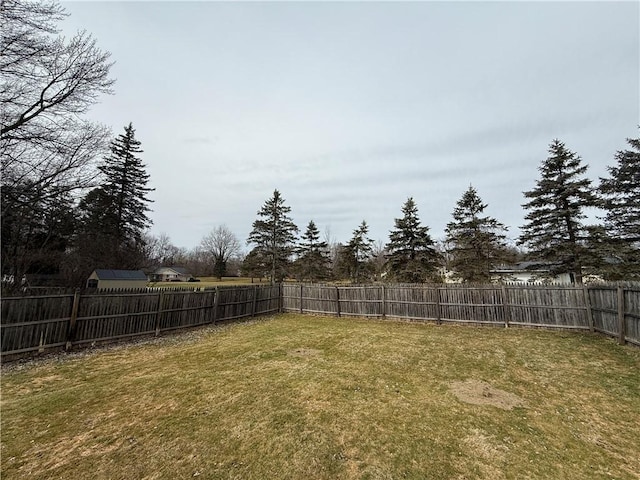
[142,232,181,269]
[1,0,115,198]
[1,0,115,135]
[200,225,241,279]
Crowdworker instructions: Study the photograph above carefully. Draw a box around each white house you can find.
[149,266,193,282]
[491,262,573,284]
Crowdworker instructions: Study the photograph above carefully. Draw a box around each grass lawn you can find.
[2,314,639,479]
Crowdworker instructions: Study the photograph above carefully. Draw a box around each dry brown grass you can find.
[2,314,639,479]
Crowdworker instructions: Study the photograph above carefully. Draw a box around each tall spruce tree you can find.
[75,123,154,271]
[344,220,374,283]
[519,139,597,284]
[598,133,640,279]
[296,220,331,282]
[385,197,440,283]
[445,186,509,283]
[247,189,298,283]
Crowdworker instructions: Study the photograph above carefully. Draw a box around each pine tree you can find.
[344,220,374,283]
[247,189,298,283]
[519,139,597,284]
[296,220,331,282]
[445,186,509,283]
[99,123,154,239]
[241,248,268,282]
[598,133,640,279]
[75,123,154,270]
[0,184,76,288]
[385,197,440,283]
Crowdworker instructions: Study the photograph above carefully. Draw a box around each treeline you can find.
[1,1,638,290]
[0,1,155,289]
[240,132,639,285]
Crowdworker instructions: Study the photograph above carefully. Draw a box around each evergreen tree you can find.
[344,220,374,283]
[332,243,351,280]
[99,123,154,240]
[241,248,268,282]
[1,184,76,289]
[385,197,440,283]
[296,220,331,282]
[247,189,299,283]
[598,133,640,279]
[445,186,510,283]
[518,139,597,284]
[75,123,154,271]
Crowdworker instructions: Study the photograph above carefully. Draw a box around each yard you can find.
[149,276,268,288]
[2,314,639,479]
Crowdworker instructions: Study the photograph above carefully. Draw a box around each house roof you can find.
[153,266,191,275]
[93,269,148,280]
[492,261,558,273]
[170,266,190,275]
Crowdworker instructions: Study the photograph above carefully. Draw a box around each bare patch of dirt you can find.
[450,379,526,410]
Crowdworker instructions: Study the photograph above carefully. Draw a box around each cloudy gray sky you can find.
[62,1,639,250]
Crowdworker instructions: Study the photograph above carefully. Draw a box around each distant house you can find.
[87,269,148,290]
[491,262,573,284]
[149,266,193,282]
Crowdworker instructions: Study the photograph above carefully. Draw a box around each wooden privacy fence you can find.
[1,285,281,357]
[2,283,638,358]
[282,283,640,346]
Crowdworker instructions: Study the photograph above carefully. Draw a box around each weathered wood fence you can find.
[2,283,638,358]
[1,285,281,357]
[282,283,640,346]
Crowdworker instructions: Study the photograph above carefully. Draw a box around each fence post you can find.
[279,283,283,313]
[213,287,220,324]
[583,285,594,333]
[501,285,510,328]
[154,290,165,336]
[335,286,341,317]
[65,288,81,351]
[300,283,304,314]
[435,287,442,325]
[251,285,258,317]
[381,285,386,318]
[618,286,626,345]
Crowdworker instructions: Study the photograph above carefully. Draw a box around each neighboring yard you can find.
[149,276,267,288]
[2,314,639,480]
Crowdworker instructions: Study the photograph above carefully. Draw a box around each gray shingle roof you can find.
[93,269,148,280]
[169,266,190,275]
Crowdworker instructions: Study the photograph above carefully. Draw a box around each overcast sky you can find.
[61,1,639,251]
